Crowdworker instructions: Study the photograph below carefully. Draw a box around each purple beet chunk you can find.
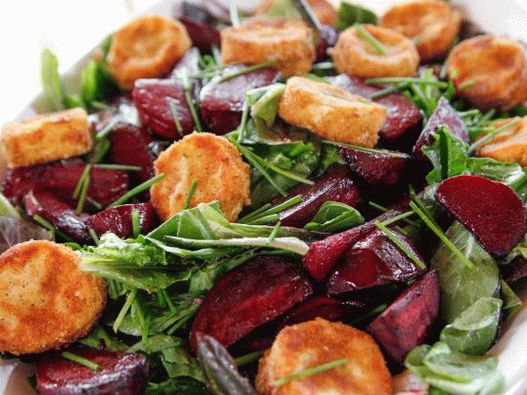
[179,2,221,52]
[367,271,440,365]
[133,78,194,139]
[110,123,155,183]
[200,65,281,134]
[316,25,339,61]
[338,146,409,186]
[87,203,159,239]
[303,210,402,282]
[435,175,527,257]
[330,75,423,147]
[24,190,90,244]
[327,228,425,295]
[412,96,468,160]
[503,257,527,283]
[36,347,149,395]
[171,47,201,80]
[272,164,359,228]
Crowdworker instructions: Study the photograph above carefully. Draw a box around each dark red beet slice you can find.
[367,271,440,365]
[272,164,359,228]
[338,146,409,186]
[110,123,155,183]
[87,203,159,238]
[330,75,423,147]
[179,2,221,52]
[24,190,90,244]
[200,65,281,134]
[412,96,468,160]
[36,347,149,395]
[327,228,425,295]
[316,25,339,61]
[435,175,527,257]
[189,255,313,351]
[133,78,194,139]
[2,161,129,208]
[303,210,401,282]
[277,296,352,329]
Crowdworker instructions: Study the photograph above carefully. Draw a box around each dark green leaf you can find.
[146,378,208,395]
[336,2,378,30]
[79,325,128,352]
[305,201,364,232]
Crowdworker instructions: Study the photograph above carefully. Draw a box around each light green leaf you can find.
[305,201,364,232]
[0,193,19,218]
[40,49,64,111]
[336,2,378,30]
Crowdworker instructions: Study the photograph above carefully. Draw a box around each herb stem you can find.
[131,209,140,238]
[365,77,448,88]
[184,179,198,210]
[62,352,100,371]
[229,2,240,27]
[88,228,100,245]
[182,75,203,133]
[108,174,165,208]
[95,164,142,171]
[96,117,120,141]
[375,221,426,270]
[169,98,184,135]
[468,118,521,154]
[272,358,349,386]
[219,60,278,83]
[75,165,92,214]
[235,350,266,366]
[113,289,137,333]
[354,24,387,55]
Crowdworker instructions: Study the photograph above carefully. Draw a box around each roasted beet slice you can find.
[277,296,352,329]
[503,257,527,283]
[316,25,339,61]
[110,123,155,183]
[435,175,527,257]
[330,75,423,147]
[367,271,440,365]
[36,347,149,395]
[272,164,359,228]
[133,78,194,139]
[327,228,425,295]
[200,65,281,134]
[24,190,90,244]
[190,255,313,351]
[179,1,221,52]
[412,96,468,160]
[338,146,409,186]
[303,210,401,282]
[87,203,159,238]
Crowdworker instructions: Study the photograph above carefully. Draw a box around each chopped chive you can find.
[368,202,419,227]
[375,221,426,270]
[272,358,349,386]
[311,61,335,72]
[237,101,250,143]
[322,140,406,158]
[161,289,176,314]
[239,203,273,224]
[169,98,184,135]
[108,174,165,208]
[62,352,100,371]
[235,350,266,367]
[219,60,278,83]
[351,303,387,326]
[266,221,282,246]
[182,75,203,133]
[229,3,240,27]
[91,101,116,111]
[354,24,387,55]
[382,211,417,227]
[88,228,100,245]
[468,118,521,154]
[458,79,476,90]
[365,77,448,88]
[32,215,73,242]
[241,195,303,224]
[258,157,314,186]
[439,62,448,80]
[370,85,399,100]
[409,201,474,269]
[95,164,142,171]
[86,197,103,210]
[96,117,120,141]
[113,289,137,333]
[250,214,280,225]
[73,164,92,200]
[131,209,141,238]
[211,45,221,65]
[184,179,198,210]
[292,0,322,31]
[75,165,92,214]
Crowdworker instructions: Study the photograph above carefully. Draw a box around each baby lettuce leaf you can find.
[440,297,502,355]
[0,217,53,254]
[246,84,286,132]
[0,192,19,218]
[260,0,303,20]
[304,201,364,232]
[467,158,525,186]
[40,49,64,111]
[336,2,378,30]
[431,221,500,323]
[501,280,523,321]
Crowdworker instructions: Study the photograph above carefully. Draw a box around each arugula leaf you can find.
[246,84,286,131]
[501,280,523,321]
[146,378,208,395]
[79,58,120,110]
[79,325,128,352]
[424,126,468,184]
[305,201,364,232]
[40,49,64,111]
[336,2,378,30]
[467,157,525,186]
[430,221,500,323]
[440,297,502,355]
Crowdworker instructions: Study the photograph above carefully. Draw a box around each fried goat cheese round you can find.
[278,77,387,147]
[108,15,191,89]
[220,18,315,76]
[476,117,527,166]
[150,133,251,222]
[447,35,527,110]
[256,318,393,395]
[380,0,462,62]
[0,240,106,355]
[332,24,420,78]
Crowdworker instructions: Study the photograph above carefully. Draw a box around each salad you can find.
[1,0,527,394]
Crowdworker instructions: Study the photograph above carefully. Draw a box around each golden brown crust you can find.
[333,24,420,78]
[1,108,92,168]
[256,0,338,26]
[278,77,387,147]
[447,35,527,110]
[150,133,251,222]
[256,318,393,395]
[220,18,315,76]
[380,0,462,62]
[108,15,191,89]
[477,117,527,166]
[0,241,107,355]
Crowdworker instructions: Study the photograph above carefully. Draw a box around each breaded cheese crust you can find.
[0,241,106,355]
[1,108,92,168]
[278,77,387,147]
[333,24,420,78]
[108,15,191,89]
[256,318,393,395]
[221,18,315,76]
[150,133,251,222]
[477,117,527,166]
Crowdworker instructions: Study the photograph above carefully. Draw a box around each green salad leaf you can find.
[336,2,378,30]
[501,280,523,321]
[40,49,64,111]
[424,126,468,184]
[0,192,19,218]
[146,378,208,395]
[304,201,364,232]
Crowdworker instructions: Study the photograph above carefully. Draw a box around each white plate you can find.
[2,0,527,393]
